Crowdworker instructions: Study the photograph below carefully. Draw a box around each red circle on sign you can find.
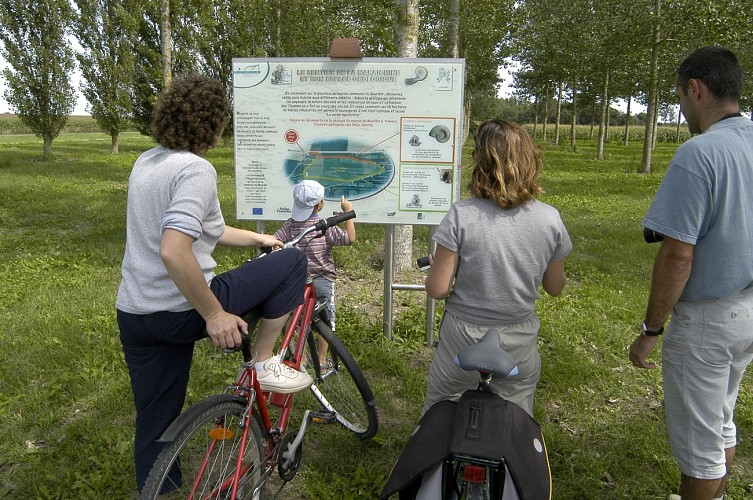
[284,129,298,144]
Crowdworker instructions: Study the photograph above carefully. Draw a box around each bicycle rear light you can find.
[462,464,487,483]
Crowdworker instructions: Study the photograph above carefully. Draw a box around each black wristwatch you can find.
[641,321,664,337]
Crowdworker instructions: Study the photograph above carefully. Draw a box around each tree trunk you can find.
[160,0,172,88]
[393,0,419,272]
[533,94,539,140]
[589,98,595,140]
[393,224,413,269]
[542,87,549,142]
[111,132,119,154]
[641,0,661,174]
[651,84,659,153]
[623,96,632,146]
[554,80,562,145]
[569,78,576,152]
[449,0,460,58]
[449,0,469,144]
[675,107,681,142]
[596,68,609,160]
[463,97,471,147]
[43,134,53,156]
[275,2,282,56]
[396,0,419,58]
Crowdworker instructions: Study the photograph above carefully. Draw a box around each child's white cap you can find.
[292,180,325,221]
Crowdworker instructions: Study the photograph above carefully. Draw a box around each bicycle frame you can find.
[249,280,318,437]
[190,280,319,499]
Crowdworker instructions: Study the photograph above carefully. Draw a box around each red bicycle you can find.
[140,210,378,499]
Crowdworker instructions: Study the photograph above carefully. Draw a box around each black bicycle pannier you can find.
[379,390,551,500]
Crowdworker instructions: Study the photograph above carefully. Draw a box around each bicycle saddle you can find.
[453,329,519,377]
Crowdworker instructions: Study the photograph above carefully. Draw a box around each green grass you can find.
[1,130,752,499]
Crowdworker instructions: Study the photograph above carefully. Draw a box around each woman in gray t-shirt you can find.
[424,118,572,417]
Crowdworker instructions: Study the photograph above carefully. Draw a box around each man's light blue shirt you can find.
[643,116,753,301]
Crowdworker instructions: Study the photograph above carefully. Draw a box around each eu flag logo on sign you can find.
[252,208,263,215]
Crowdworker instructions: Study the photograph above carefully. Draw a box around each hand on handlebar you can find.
[206,310,248,350]
[417,254,433,270]
[255,233,284,250]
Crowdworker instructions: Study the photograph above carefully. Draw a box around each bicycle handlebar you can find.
[258,210,358,255]
[283,210,357,249]
[323,210,356,229]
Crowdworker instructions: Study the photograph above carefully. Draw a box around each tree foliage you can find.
[125,0,396,136]
[260,0,394,58]
[0,0,76,154]
[4,0,752,152]
[73,0,139,153]
[512,0,753,167]
[419,0,515,109]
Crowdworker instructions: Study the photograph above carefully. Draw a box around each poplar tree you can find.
[73,0,138,153]
[0,0,76,155]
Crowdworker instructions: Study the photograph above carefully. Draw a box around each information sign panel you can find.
[233,57,465,224]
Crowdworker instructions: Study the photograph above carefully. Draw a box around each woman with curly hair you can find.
[423,118,572,417]
[116,74,311,493]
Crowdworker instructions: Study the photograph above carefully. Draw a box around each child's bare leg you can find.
[317,336,330,366]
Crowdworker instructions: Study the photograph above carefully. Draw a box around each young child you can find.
[275,180,356,370]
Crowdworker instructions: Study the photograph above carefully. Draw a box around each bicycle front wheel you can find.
[140,396,266,500]
[308,319,378,440]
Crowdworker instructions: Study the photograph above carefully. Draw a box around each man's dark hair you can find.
[151,75,230,154]
[677,46,743,101]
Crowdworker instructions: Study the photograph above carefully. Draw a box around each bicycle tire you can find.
[140,396,267,500]
[307,318,378,440]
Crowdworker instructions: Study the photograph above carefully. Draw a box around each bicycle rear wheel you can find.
[140,396,266,500]
[307,318,378,440]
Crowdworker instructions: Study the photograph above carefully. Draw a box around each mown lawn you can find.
[0,129,751,499]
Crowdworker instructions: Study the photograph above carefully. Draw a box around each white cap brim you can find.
[291,202,315,222]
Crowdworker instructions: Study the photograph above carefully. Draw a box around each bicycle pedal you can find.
[308,410,337,425]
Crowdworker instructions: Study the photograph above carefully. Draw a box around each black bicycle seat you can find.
[453,329,519,377]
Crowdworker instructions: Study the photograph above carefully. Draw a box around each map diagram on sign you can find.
[283,136,396,200]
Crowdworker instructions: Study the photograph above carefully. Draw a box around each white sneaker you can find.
[257,356,313,393]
